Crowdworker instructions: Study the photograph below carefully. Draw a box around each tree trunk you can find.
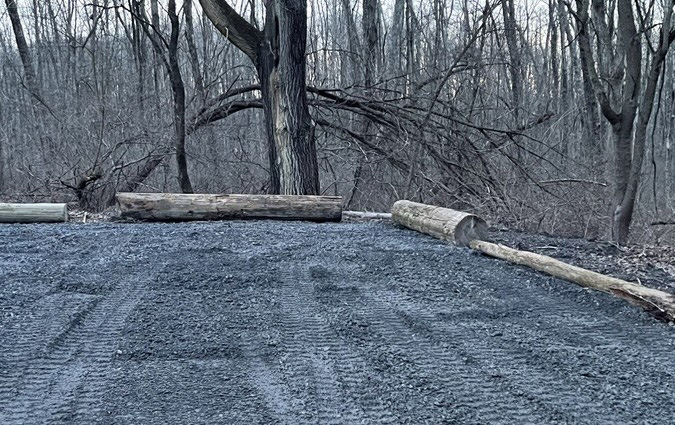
[5,0,41,101]
[257,0,319,195]
[0,138,4,194]
[0,203,68,223]
[548,0,559,100]
[608,0,641,244]
[168,0,194,193]
[575,0,602,161]
[363,0,379,87]
[129,0,147,109]
[470,240,675,322]
[391,200,487,247]
[184,0,206,105]
[198,0,320,195]
[575,0,674,244]
[611,2,673,244]
[502,0,522,123]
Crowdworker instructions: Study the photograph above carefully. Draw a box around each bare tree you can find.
[199,0,319,195]
[576,0,675,243]
[5,0,41,103]
[131,0,194,193]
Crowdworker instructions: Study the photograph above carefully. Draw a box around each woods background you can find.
[1,0,674,244]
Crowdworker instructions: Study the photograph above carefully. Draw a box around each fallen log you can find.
[0,203,68,223]
[115,193,343,222]
[390,200,675,321]
[391,200,487,247]
[470,240,675,322]
[342,211,392,220]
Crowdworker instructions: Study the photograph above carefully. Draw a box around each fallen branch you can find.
[342,211,392,220]
[469,240,675,322]
[651,220,675,226]
[538,178,607,187]
[391,201,675,322]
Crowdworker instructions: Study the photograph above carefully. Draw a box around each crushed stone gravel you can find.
[1,221,674,424]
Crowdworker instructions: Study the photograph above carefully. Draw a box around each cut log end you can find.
[454,215,488,247]
[391,200,487,247]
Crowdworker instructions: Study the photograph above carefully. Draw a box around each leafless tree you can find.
[1,0,675,244]
[199,0,319,194]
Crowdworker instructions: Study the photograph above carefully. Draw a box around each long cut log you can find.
[391,200,487,247]
[470,240,675,322]
[116,193,343,222]
[0,203,68,223]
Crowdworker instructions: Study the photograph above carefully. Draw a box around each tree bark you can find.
[5,0,41,101]
[362,0,379,87]
[116,192,342,221]
[548,0,559,100]
[199,0,320,195]
[575,0,602,160]
[258,0,319,195]
[184,0,206,104]
[502,0,522,123]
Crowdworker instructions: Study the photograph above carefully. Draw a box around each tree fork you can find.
[199,0,319,195]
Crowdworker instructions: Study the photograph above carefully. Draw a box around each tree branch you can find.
[198,0,263,64]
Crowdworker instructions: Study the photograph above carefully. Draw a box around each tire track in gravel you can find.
[0,274,147,423]
[245,262,397,424]
[392,267,675,379]
[0,293,98,407]
[2,221,674,424]
[326,297,566,423]
[372,287,613,422]
[367,280,675,424]
[286,261,539,424]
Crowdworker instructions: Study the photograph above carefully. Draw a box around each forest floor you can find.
[1,220,674,424]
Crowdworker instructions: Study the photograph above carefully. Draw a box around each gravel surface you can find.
[1,221,674,424]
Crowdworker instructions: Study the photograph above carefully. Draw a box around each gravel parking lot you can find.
[1,221,673,424]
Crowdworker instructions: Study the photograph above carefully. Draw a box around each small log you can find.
[0,203,68,223]
[116,193,343,222]
[391,200,487,247]
[342,211,392,220]
[470,240,675,322]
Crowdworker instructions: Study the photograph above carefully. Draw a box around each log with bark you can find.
[0,203,68,223]
[115,193,343,222]
[470,240,675,322]
[391,200,675,321]
[391,200,487,247]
